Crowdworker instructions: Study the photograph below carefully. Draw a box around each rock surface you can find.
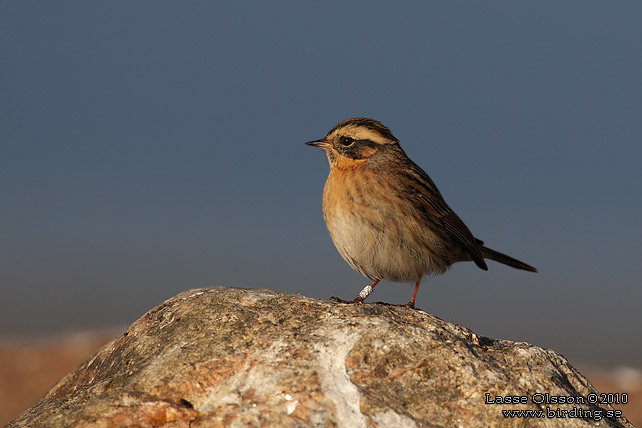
[7,287,635,428]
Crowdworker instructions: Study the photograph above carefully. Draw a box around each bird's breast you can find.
[321,168,450,281]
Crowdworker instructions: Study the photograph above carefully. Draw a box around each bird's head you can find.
[306,118,401,169]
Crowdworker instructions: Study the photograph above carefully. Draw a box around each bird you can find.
[306,117,536,309]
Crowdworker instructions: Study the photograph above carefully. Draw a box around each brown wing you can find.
[400,159,488,270]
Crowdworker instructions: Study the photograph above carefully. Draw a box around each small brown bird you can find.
[307,118,536,308]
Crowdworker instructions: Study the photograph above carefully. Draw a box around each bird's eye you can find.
[340,137,355,147]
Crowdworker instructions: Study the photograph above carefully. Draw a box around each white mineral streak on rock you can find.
[315,328,367,428]
[371,410,418,428]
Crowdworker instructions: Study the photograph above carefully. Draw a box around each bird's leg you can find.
[331,278,380,304]
[353,278,380,303]
[405,279,421,308]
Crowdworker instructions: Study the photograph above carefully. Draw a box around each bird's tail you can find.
[480,245,537,273]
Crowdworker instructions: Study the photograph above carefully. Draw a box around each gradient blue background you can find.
[2,2,640,369]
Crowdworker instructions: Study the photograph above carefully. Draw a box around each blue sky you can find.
[1,2,641,368]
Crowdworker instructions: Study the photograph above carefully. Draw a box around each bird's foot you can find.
[330,296,364,304]
[370,301,417,309]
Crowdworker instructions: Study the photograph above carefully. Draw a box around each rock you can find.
[7,287,635,428]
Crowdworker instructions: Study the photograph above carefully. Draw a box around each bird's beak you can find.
[305,139,331,149]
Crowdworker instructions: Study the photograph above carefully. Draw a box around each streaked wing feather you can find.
[403,161,487,269]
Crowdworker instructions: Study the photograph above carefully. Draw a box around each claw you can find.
[330,296,363,304]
